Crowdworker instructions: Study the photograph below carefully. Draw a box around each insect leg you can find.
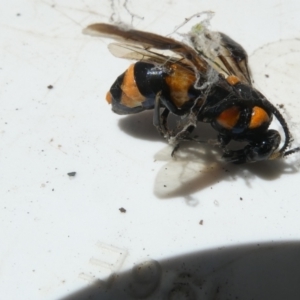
[153,92,170,139]
[161,108,170,132]
[159,95,189,117]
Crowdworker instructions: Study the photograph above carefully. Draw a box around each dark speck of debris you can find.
[240,197,243,201]
[199,220,203,225]
[47,85,53,89]
[278,104,284,109]
[16,13,21,16]
[67,172,76,177]
[119,207,126,213]
[164,185,167,187]
[265,74,269,78]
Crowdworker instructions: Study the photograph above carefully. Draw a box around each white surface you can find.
[1,0,300,299]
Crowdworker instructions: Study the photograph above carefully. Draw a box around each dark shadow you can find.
[118,113,299,198]
[118,111,163,142]
[60,241,300,300]
[153,141,299,198]
[118,111,219,142]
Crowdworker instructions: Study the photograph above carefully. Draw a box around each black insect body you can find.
[83,23,299,164]
[106,61,199,117]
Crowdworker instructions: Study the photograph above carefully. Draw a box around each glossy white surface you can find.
[1,1,300,299]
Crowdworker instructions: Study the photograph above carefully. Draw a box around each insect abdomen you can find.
[106,62,198,115]
[106,62,159,115]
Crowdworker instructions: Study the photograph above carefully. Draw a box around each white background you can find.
[1,0,300,299]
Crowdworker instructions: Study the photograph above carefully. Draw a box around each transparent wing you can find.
[196,32,252,85]
[217,33,252,85]
[108,42,196,72]
[83,23,209,74]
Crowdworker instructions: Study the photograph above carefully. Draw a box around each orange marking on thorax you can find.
[216,106,241,129]
[249,106,270,129]
[226,75,240,86]
[165,64,196,107]
[121,64,145,108]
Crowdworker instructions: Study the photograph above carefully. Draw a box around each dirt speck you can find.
[214,200,219,206]
[67,172,76,177]
[119,207,126,213]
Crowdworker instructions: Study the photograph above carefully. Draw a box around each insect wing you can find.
[108,42,198,79]
[83,23,208,73]
[215,33,252,85]
[108,42,181,64]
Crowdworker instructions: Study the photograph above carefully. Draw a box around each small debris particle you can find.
[16,13,21,16]
[265,74,269,78]
[119,207,126,213]
[67,172,76,177]
[278,104,284,109]
[164,185,167,187]
[52,188,54,191]
[199,220,203,225]
[47,85,53,89]
[240,197,243,201]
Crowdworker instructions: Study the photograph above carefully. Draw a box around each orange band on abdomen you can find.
[120,64,145,108]
[249,106,270,129]
[216,106,241,129]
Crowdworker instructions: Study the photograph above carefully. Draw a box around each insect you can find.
[83,22,300,164]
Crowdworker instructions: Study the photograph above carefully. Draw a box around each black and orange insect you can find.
[84,23,299,163]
